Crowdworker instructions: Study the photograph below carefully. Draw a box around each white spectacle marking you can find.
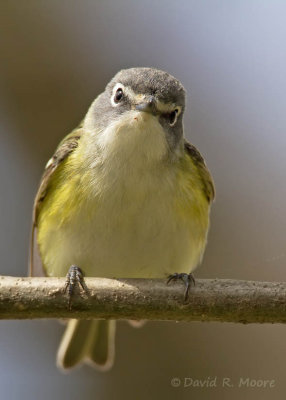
[111,83,125,107]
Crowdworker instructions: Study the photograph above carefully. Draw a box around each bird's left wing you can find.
[184,140,215,203]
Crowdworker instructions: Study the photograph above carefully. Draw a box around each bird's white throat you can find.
[94,110,168,166]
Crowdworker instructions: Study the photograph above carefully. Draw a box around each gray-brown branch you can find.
[0,276,286,323]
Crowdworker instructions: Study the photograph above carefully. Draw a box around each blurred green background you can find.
[0,1,285,399]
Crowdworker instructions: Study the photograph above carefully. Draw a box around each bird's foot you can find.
[64,265,89,309]
[167,272,195,301]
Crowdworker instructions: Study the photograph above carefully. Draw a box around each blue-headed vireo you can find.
[30,67,215,371]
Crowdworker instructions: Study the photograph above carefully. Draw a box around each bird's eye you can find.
[114,88,123,103]
[168,108,179,126]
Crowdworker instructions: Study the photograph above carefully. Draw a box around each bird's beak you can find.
[135,96,157,116]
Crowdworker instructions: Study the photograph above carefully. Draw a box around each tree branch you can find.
[0,275,285,323]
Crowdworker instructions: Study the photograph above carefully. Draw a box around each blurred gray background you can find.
[0,1,285,399]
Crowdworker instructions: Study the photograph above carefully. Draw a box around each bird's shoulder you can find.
[32,122,83,227]
[184,139,215,203]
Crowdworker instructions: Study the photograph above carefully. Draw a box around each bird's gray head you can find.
[85,67,186,157]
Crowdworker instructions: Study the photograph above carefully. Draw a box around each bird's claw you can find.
[64,265,89,309]
[167,272,195,301]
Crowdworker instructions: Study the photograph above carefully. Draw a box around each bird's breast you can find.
[40,157,208,279]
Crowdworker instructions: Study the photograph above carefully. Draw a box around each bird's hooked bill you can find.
[135,96,157,115]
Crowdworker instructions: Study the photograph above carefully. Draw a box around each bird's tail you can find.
[57,319,116,371]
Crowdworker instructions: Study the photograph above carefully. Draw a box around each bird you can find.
[30,67,215,371]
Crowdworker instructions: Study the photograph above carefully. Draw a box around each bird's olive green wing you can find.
[184,140,215,203]
[29,124,83,275]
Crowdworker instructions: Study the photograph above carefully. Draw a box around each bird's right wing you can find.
[29,123,84,276]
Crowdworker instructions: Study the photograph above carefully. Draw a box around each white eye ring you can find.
[111,83,125,107]
[168,108,179,126]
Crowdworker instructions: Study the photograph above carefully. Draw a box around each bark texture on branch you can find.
[0,275,285,323]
